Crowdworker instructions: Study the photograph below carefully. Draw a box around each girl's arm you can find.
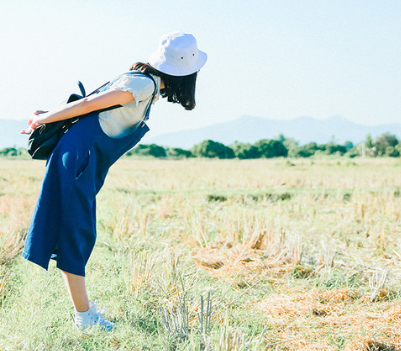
[22,89,135,134]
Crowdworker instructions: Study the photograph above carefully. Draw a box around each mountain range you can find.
[145,115,401,149]
[1,116,401,150]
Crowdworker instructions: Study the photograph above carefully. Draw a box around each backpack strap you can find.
[75,71,157,116]
[115,70,157,120]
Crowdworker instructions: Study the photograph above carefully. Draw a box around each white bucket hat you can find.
[148,32,207,77]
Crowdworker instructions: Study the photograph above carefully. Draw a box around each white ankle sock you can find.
[75,309,90,316]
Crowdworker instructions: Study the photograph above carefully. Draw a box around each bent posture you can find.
[22,32,207,331]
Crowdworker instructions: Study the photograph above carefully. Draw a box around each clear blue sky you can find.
[1,0,400,138]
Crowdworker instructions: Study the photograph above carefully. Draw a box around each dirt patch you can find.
[345,339,400,351]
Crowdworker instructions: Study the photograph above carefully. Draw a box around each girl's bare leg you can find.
[61,271,90,312]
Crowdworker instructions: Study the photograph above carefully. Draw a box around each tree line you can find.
[1,132,400,159]
[126,132,401,159]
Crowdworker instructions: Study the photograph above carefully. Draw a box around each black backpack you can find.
[27,72,155,160]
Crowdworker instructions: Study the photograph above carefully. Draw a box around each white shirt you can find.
[98,72,161,138]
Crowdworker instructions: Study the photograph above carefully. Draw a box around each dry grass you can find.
[254,289,401,350]
[192,229,301,279]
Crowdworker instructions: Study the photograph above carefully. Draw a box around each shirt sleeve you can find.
[111,74,154,107]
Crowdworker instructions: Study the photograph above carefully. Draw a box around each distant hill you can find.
[2,116,401,149]
[146,115,401,149]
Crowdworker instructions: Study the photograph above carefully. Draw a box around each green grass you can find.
[1,158,401,350]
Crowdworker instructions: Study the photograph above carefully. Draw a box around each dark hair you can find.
[130,62,198,110]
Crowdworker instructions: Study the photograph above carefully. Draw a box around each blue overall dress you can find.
[22,74,154,277]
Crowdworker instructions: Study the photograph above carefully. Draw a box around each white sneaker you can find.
[74,301,115,332]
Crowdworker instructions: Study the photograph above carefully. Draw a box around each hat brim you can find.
[148,50,207,77]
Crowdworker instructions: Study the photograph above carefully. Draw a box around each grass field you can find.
[1,158,401,350]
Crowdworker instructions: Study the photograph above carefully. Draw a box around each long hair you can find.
[130,62,198,110]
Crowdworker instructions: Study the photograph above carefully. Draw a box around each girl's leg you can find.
[62,270,115,331]
[61,271,90,312]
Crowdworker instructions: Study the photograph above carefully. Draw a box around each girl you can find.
[21,32,207,331]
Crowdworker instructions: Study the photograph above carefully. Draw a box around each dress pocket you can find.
[75,149,91,179]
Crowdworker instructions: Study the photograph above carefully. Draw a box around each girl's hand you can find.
[21,110,48,134]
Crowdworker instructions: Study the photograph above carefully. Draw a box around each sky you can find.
[1,0,400,139]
